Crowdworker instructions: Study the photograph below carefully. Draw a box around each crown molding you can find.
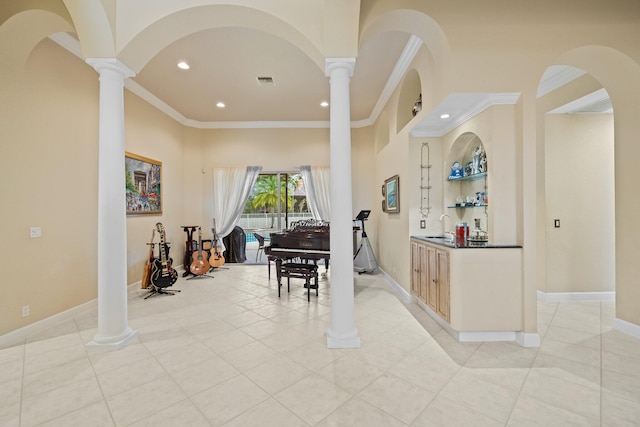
[537,65,586,98]
[188,120,331,129]
[547,88,611,114]
[411,93,521,137]
[367,35,423,124]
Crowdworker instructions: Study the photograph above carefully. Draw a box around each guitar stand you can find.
[144,285,181,299]
[187,272,214,280]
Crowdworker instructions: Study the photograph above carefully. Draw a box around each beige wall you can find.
[545,114,615,293]
[123,91,186,285]
[0,39,100,335]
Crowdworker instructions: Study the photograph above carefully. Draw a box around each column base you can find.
[326,327,361,349]
[86,327,139,351]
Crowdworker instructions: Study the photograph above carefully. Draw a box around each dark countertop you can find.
[411,235,522,249]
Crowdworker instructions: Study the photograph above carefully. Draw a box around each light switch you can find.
[554,219,560,228]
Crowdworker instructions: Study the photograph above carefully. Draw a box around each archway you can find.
[537,66,615,300]
[537,46,640,334]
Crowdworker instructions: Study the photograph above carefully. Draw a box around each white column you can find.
[85,58,139,350]
[325,58,360,349]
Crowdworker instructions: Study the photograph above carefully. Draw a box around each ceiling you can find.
[131,29,411,126]
[51,30,610,134]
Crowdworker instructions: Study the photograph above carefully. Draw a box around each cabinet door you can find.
[436,249,450,322]
[410,241,420,296]
[426,245,438,311]
[418,244,428,303]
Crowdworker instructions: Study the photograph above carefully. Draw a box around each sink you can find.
[421,234,456,244]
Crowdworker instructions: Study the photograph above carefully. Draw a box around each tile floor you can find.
[1,264,640,426]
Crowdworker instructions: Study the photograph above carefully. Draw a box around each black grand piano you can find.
[264,219,330,279]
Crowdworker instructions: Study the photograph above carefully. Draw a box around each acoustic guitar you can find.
[210,219,225,268]
[141,228,155,288]
[190,227,211,275]
[150,222,178,288]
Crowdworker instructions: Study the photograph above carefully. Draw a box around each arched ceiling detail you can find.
[118,5,325,74]
[62,0,115,57]
[0,9,74,76]
[552,45,640,110]
[359,8,450,77]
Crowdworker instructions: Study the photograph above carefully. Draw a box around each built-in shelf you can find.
[447,204,488,209]
[447,172,487,182]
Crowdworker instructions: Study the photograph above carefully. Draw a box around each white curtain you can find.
[212,166,262,250]
[300,165,330,221]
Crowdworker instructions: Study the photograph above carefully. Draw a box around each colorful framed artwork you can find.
[125,152,162,215]
[384,175,399,214]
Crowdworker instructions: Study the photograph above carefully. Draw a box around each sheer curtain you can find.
[212,166,262,250]
[300,165,330,221]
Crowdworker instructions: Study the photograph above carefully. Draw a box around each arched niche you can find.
[396,68,421,133]
[445,132,488,233]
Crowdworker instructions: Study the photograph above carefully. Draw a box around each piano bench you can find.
[278,262,319,302]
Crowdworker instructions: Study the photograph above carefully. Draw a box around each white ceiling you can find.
[51,30,610,136]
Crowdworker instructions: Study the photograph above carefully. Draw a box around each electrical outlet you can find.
[22,305,30,317]
[420,220,426,229]
[30,227,41,238]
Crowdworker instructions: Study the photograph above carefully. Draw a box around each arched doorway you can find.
[537,66,615,302]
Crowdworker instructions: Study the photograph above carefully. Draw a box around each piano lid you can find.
[269,219,330,251]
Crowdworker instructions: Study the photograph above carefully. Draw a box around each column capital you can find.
[325,58,356,78]
[86,58,136,79]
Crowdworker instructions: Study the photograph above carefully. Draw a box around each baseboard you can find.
[1,280,144,349]
[614,317,640,339]
[537,290,615,302]
[413,294,538,347]
[379,268,415,304]
[515,332,541,347]
[0,299,98,349]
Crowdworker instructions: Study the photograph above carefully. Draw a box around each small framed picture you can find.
[384,175,399,214]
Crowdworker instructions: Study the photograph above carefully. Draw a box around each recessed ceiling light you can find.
[177,61,190,70]
[216,102,225,108]
[320,101,329,107]
[440,113,450,119]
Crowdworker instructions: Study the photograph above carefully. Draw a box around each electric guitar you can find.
[141,228,155,288]
[150,222,178,288]
[190,227,211,275]
[210,219,225,268]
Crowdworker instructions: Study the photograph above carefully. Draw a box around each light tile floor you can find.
[1,264,640,426]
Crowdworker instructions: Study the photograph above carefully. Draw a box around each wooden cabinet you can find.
[410,241,420,295]
[410,241,428,303]
[435,249,450,322]
[411,239,450,323]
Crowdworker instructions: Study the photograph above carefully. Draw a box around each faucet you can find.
[439,214,452,238]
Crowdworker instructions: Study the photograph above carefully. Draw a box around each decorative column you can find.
[85,58,138,350]
[325,58,360,348]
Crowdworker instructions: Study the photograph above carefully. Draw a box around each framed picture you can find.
[384,175,399,213]
[125,152,162,215]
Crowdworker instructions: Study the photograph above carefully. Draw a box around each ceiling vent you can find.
[256,76,275,86]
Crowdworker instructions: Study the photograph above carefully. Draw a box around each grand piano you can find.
[264,220,330,279]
